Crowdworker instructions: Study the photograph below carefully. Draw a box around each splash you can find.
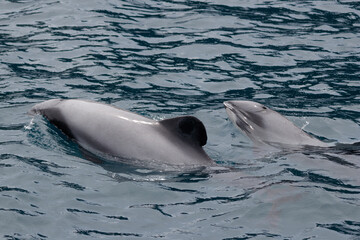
[301,120,310,131]
[24,117,35,130]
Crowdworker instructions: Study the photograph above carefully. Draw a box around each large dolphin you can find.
[29,99,214,167]
[223,100,329,148]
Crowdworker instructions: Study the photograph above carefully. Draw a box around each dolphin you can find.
[29,99,214,167]
[223,100,329,148]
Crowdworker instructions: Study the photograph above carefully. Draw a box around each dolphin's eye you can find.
[262,106,267,110]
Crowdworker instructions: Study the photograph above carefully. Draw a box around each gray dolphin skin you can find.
[224,100,328,148]
[29,99,214,167]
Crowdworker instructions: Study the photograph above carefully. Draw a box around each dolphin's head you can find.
[223,100,309,146]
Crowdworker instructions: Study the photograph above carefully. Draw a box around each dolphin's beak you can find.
[223,101,253,136]
[223,101,233,111]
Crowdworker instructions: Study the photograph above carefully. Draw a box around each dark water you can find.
[1,0,360,239]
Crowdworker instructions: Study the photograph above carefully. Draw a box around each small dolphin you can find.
[223,100,328,148]
[29,99,214,167]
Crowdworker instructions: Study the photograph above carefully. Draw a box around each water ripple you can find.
[0,186,29,193]
[317,220,360,236]
[76,229,142,237]
[0,207,38,217]
[0,153,67,176]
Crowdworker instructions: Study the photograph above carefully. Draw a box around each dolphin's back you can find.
[30,99,158,154]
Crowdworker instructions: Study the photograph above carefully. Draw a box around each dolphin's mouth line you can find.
[225,106,267,144]
[235,111,254,131]
[224,103,254,132]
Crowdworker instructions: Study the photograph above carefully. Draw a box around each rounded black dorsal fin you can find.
[159,116,207,146]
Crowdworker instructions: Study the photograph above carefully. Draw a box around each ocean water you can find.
[1,0,360,239]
